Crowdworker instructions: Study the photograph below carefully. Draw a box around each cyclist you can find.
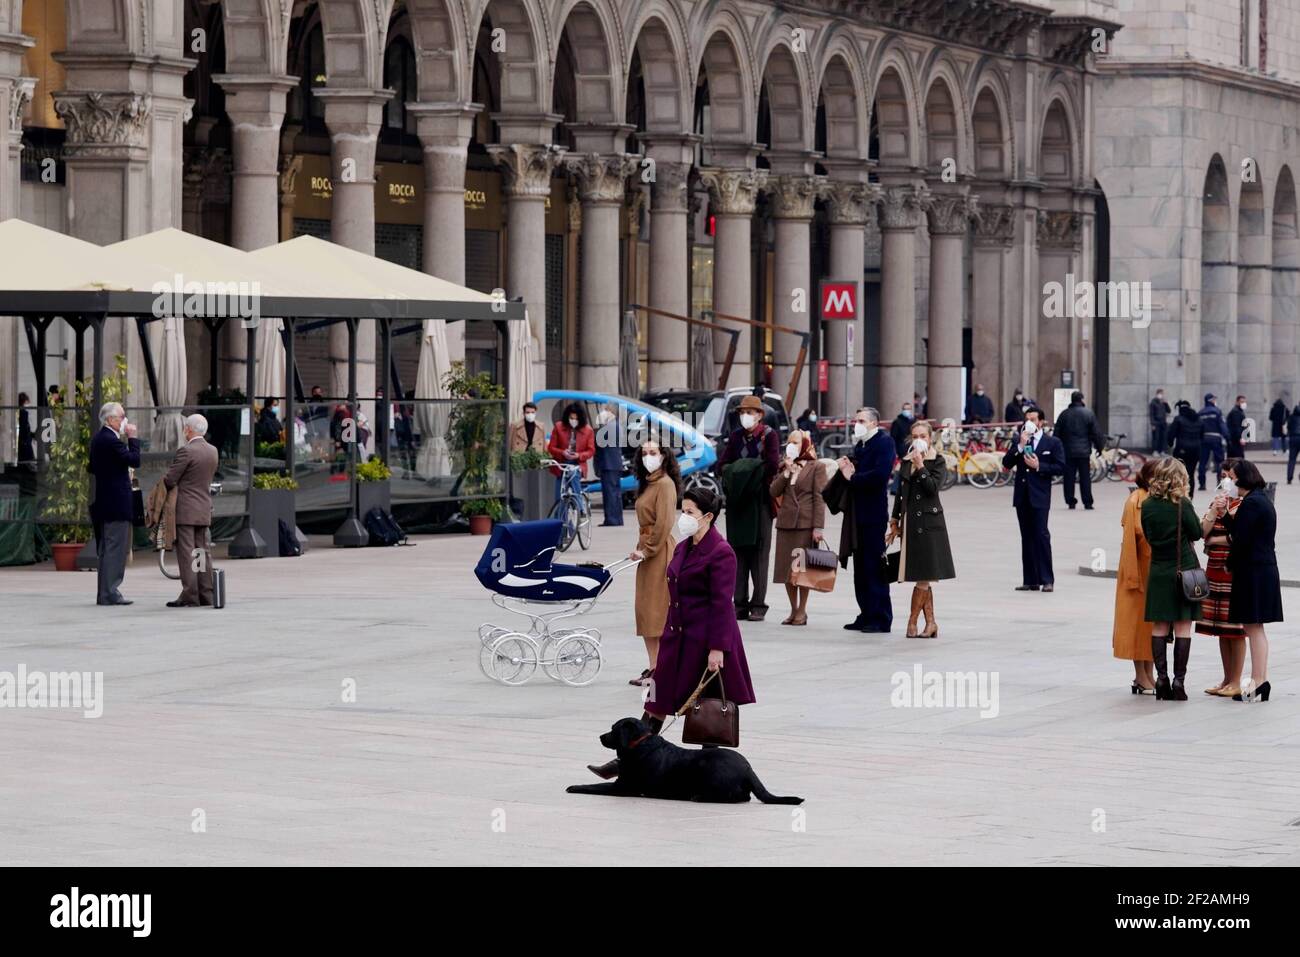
[547,401,595,504]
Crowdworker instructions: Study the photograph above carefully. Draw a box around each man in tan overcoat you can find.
[163,413,220,607]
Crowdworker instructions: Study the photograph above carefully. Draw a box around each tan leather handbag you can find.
[789,539,837,592]
[678,668,739,748]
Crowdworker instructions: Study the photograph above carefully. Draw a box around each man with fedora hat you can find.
[719,392,780,621]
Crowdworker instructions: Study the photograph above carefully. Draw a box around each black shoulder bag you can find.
[1175,498,1209,601]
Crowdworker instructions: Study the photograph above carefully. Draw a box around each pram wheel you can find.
[576,494,592,550]
[478,626,510,679]
[553,633,602,686]
[482,632,539,685]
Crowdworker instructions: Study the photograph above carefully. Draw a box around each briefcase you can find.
[211,567,226,610]
[789,540,838,592]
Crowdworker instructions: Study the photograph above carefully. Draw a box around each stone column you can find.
[566,153,636,392]
[697,167,768,390]
[319,89,390,424]
[925,192,978,423]
[643,160,691,387]
[876,184,930,415]
[413,105,479,366]
[970,202,1017,409]
[1036,209,1084,406]
[489,142,566,388]
[823,182,876,415]
[2,75,33,219]
[766,175,822,404]
[218,76,293,251]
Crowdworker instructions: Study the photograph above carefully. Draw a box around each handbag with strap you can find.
[1175,497,1209,601]
[789,538,837,592]
[678,668,739,748]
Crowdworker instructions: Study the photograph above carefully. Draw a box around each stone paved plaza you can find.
[2,470,1299,867]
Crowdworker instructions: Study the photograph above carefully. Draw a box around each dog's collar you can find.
[627,733,653,750]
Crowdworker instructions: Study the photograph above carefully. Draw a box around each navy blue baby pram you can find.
[473,520,639,686]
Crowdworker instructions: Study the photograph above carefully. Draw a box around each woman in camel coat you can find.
[1112,460,1155,693]
[627,440,680,687]
[770,429,828,625]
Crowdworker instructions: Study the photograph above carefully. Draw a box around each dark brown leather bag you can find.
[679,668,739,748]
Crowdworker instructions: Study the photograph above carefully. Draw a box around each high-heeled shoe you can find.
[1154,676,1172,700]
[1233,680,1271,702]
[1212,685,1240,697]
[1131,681,1156,695]
[1204,683,1225,695]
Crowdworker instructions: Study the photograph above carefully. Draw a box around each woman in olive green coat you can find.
[1140,457,1203,700]
[888,420,955,638]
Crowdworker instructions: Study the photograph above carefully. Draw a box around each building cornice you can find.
[1095,57,1300,100]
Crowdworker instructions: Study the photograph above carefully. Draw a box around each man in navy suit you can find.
[836,407,896,632]
[1002,408,1064,592]
[593,405,625,526]
[88,401,141,605]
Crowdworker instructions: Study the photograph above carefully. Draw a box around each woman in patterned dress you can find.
[1196,459,1246,697]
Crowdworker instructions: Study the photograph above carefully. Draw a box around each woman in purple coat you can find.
[587,488,756,780]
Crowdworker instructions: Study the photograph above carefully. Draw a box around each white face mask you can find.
[785,444,799,460]
[976,390,984,397]
[808,413,817,423]
[568,418,579,429]
[1219,477,1237,497]
[1239,404,1247,412]
[911,438,929,455]
[853,422,869,440]
[524,412,536,423]
[642,454,662,474]
[740,413,757,430]
[675,513,701,539]
[599,410,614,424]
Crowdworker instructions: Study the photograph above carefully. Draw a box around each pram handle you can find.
[602,557,642,576]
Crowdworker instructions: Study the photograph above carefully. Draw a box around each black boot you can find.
[1172,636,1191,701]
[642,713,664,735]
[1152,635,1172,700]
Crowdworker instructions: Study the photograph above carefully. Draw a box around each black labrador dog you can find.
[566,717,803,804]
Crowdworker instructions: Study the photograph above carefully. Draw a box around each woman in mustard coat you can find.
[627,440,679,687]
[1112,460,1155,693]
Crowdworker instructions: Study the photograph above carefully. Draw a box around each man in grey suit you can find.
[163,414,219,607]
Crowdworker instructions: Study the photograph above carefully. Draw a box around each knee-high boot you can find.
[1172,637,1191,701]
[905,586,925,638]
[1152,635,1171,700]
[919,587,938,638]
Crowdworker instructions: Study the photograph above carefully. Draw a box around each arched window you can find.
[288,23,327,135]
[382,37,418,140]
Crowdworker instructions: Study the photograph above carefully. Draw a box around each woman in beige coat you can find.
[770,429,828,625]
[627,440,680,686]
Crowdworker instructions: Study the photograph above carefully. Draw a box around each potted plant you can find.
[356,457,392,515]
[461,497,504,535]
[250,471,298,553]
[510,448,552,522]
[444,362,506,533]
[41,357,130,570]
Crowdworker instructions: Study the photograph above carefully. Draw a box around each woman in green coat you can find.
[888,420,955,638]
[1140,457,1203,700]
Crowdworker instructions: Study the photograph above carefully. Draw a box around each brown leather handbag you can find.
[678,668,739,748]
[789,539,837,592]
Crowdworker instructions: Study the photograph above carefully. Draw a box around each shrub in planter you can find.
[250,472,298,553]
[356,457,393,514]
[510,448,552,522]
[356,458,392,482]
[461,497,503,535]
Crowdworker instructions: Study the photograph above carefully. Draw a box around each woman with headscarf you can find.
[770,429,828,625]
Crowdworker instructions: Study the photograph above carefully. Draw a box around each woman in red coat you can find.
[586,487,756,781]
[546,401,596,500]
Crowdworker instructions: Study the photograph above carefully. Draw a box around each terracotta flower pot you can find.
[468,514,493,536]
[52,542,84,572]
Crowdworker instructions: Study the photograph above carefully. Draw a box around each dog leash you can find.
[648,667,721,736]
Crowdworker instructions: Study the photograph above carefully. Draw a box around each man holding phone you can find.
[1002,408,1064,592]
[88,401,140,606]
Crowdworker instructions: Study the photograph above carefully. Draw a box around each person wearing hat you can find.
[719,392,780,621]
[1196,394,1228,491]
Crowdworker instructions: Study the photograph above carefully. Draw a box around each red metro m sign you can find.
[819,280,857,321]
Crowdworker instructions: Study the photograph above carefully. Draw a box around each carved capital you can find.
[824,182,881,227]
[487,143,567,199]
[697,167,769,216]
[279,153,304,207]
[1037,209,1083,248]
[565,152,637,205]
[926,193,980,236]
[765,174,825,221]
[8,77,35,136]
[52,91,152,154]
[649,160,690,213]
[877,185,931,231]
[973,203,1017,246]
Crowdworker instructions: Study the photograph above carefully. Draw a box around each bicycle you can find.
[548,461,592,552]
[1098,433,1146,482]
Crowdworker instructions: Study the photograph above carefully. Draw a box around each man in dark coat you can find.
[1004,389,1028,424]
[1149,389,1170,453]
[16,391,36,464]
[1002,409,1064,592]
[593,405,624,527]
[1287,403,1300,484]
[823,407,895,632]
[1167,401,1203,499]
[719,393,779,621]
[1226,395,1248,458]
[1197,394,1228,490]
[965,384,994,424]
[1268,396,1288,456]
[1053,390,1104,510]
[889,400,915,457]
[88,402,141,606]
